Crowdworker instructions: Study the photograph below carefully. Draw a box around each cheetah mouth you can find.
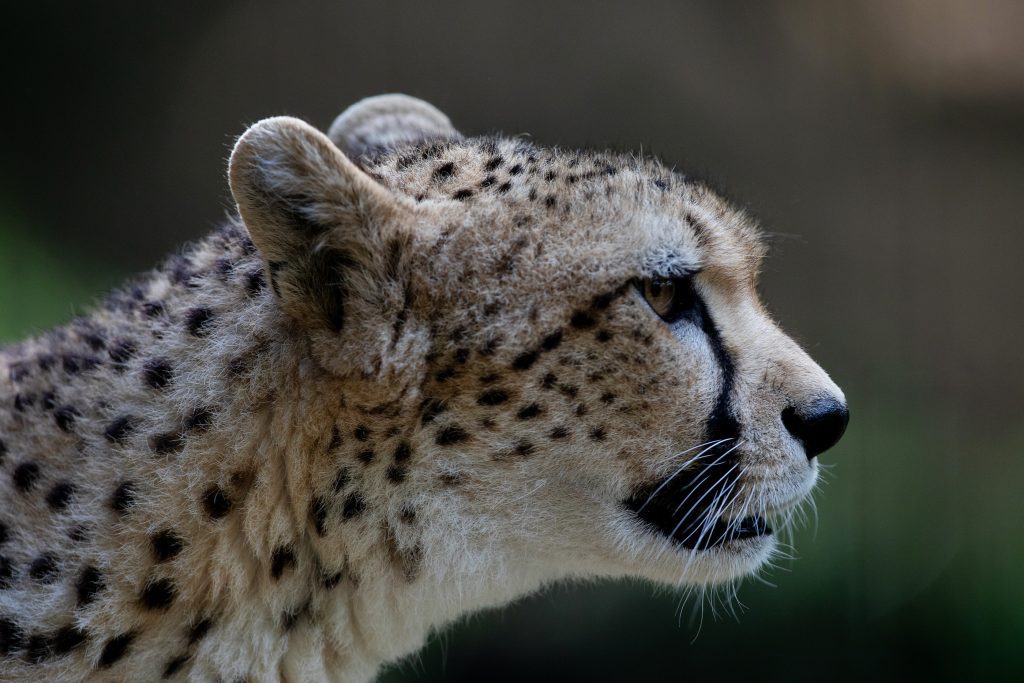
[624,447,772,551]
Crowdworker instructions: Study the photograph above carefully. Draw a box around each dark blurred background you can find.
[3,1,1023,680]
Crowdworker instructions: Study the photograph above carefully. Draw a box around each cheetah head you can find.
[228,95,848,602]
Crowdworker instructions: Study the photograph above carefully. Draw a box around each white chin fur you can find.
[631,532,778,588]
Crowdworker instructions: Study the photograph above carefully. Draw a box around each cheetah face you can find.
[229,96,848,593]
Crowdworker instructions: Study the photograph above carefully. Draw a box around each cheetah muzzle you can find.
[0,94,848,682]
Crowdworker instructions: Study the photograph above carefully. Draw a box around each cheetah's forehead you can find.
[360,135,767,283]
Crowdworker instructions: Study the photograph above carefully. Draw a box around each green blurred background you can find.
[3,2,1022,680]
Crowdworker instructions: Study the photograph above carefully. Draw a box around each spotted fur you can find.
[0,94,846,681]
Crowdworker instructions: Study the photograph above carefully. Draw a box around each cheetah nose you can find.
[781,398,850,460]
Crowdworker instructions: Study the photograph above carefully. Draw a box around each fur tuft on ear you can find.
[327,94,461,160]
[228,116,410,336]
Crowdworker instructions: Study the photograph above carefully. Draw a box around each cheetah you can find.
[0,94,849,682]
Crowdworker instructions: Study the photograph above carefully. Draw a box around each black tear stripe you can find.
[693,295,740,443]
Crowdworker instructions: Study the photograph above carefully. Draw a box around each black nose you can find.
[781,398,849,460]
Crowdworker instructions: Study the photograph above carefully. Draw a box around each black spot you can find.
[541,372,558,389]
[438,473,462,489]
[544,170,557,181]
[342,493,366,520]
[512,350,538,370]
[281,606,303,631]
[570,311,597,329]
[353,425,370,441]
[143,359,174,390]
[321,571,343,589]
[68,524,90,542]
[151,530,184,562]
[509,163,523,175]
[227,355,249,376]
[215,257,235,279]
[12,394,30,412]
[515,440,536,457]
[188,618,212,644]
[559,384,580,399]
[497,181,512,194]
[590,427,607,441]
[184,407,214,433]
[479,337,501,355]
[328,426,342,451]
[108,339,137,366]
[245,268,266,296]
[544,195,557,209]
[104,415,136,443]
[40,390,57,410]
[0,556,12,589]
[528,188,537,201]
[0,522,6,546]
[386,465,406,484]
[477,388,509,406]
[140,577,176,609]
[549,426,570,439]
[596,329,613,343]
[54,405,80,432]
[62,354,100,375]
[97,631,135,668]
[516,403,543,420]
[13,462,40,492]
[480,175,497,188]
[8,362,30,382]
[420,397,446,424]
[393,441,412,463]
[185,307,214,336]
[541,330,563,350]
[143,301,165,317]
[310,496,328,536]
[267,260,286,297]
[575,403,588,417]
[484,155,503,172]
[451,188,473,201]
[29,554,58,583]
[270,546,297,580]
[26,632,51,663]
[76,566,104,606]
[163,654,190,679]
[0,617,25,656]
[454,347,471,364]
[149,431,185,455]
[110,481,136,514]
[432,161,456,181]
[332,469,351,493]
[46,482,75,511]
[202,487,232,519]
[592,292,616,309]
[435,425,469,446]
[51,624,87,655]
[357,449,374,464]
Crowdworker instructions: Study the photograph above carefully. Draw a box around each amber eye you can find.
[640,275,701,324]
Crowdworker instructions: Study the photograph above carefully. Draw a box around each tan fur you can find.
[0,95,845,682]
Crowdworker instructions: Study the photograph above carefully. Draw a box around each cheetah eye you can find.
[640,275,701,325]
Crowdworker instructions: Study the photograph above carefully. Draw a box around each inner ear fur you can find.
[228,116,411,334]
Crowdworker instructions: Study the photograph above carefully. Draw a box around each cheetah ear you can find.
[229,116,411,334]
[327,94,461,160]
